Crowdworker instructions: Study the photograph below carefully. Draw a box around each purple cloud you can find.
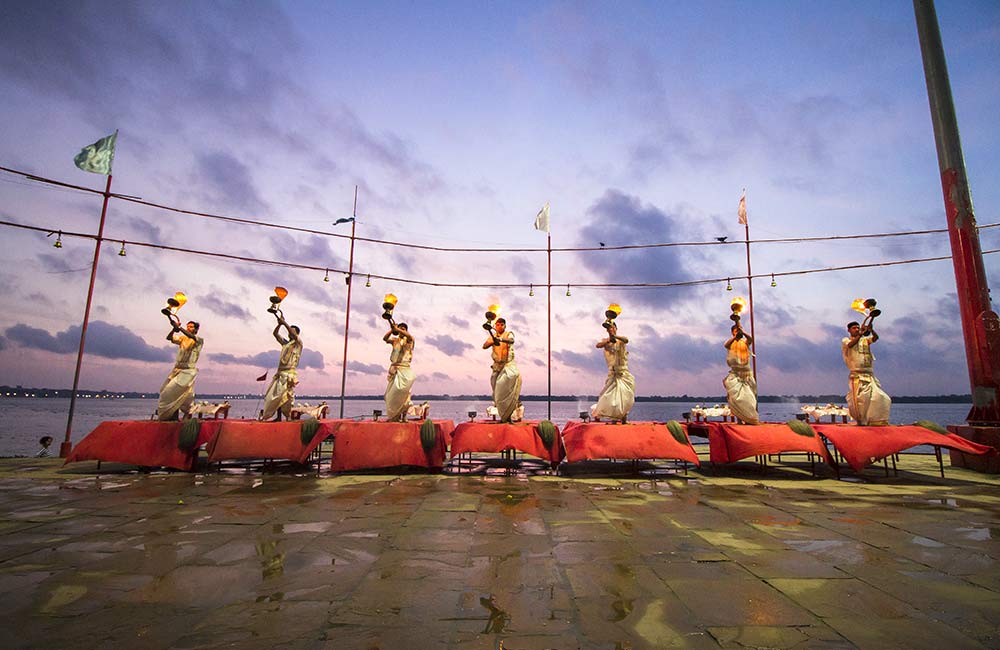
[5,321,173,362]
[426,334,473,357]
[210,348,325,370]
[347,360,383,375]
[200,294,253,321]
[575,190,700,308]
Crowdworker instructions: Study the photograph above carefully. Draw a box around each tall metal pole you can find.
[744,221,758,383]
[914,0,1000,425]
[338,186,358,419]
[547,233,552,420]
[60,174,113,457]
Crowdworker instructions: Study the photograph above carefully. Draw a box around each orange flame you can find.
[606,303,622,316]
[730,296,747,313]
[274,287,288,301]
[383,293,398,307]
[850,298,867,314]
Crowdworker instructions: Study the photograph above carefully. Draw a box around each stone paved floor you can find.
[0,455,997,649]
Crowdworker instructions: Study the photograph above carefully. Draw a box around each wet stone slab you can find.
[0,455,997,649]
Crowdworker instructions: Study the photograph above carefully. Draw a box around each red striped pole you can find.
[60,174,113,457]
[338,186,358,419]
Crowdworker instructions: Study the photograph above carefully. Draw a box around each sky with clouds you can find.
[1,1,998,398]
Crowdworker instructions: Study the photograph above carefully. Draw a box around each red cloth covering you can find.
[65,420,223,471]
[813,423,998,472]
[448,421,564,466]
[561,421,700,466]
[704,422,832,465]
[328,420,451,471]
[433,419,456,444]
[205,419,336,464]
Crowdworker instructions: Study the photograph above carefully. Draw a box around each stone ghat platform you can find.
[0,456,997,649]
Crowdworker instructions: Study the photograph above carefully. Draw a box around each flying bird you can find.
[715,236,728,243]
[333,217,355,225]
[599,242,606,247]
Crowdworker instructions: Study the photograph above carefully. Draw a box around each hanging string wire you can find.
[3,164,998,254]
[3,218,997,290]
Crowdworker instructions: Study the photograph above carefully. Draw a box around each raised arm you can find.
[273,321,288,345]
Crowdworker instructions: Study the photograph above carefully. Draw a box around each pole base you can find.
[947,425,1000,473]
[59,441,73,458]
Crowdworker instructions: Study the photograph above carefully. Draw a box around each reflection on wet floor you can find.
[0,455,997,648]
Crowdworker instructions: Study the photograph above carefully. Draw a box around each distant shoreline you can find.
[0,385,973,404]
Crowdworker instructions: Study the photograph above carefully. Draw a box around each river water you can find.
[0,397,971,457]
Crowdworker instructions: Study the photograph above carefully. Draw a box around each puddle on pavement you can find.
[609,596,635,621]
[955,527,992,541]
[255,539,286,580]
[479,595,510,633]
[98,482,130,490]
[282,522,331,534]
[787,539,867,564]
[40,584,87,614]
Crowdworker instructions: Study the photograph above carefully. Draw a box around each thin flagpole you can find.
[547,232,552,420]
[60,173,113,457]
[339,186,358,419]
[744,220,758,383]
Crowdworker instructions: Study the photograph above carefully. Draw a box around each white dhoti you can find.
[157,367,197,421]
[847,372,891,426]
[262,369,298,420]
[157,334,203,421]
[593,369,635,421]
[491,361,522,423]
[592,338,634,421]
[724,368,759,425]
[385,365,415,422]
[842,336,891,426]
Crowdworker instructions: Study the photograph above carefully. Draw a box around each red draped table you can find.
[448,421,564,467]
[701,422,833,467]
[812,423,996,474]
[561,421,700,465]
[65,420,224,471]
[205,419,336,464]
[329,420,453,472]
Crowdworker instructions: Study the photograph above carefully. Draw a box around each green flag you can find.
[74,131,117,175]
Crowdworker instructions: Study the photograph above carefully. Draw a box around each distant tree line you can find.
[0,385,973,404]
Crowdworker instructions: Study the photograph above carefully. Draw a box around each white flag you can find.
[737,188,747,225]
[534,202,550,233]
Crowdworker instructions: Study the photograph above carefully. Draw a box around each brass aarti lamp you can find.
[160,292,188,327]
[602,303,621,330]
[730,296,747,339]
[267,286,288,319]
[851,297,881,333]
[482,303,501,335]
[382,293,398,326]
